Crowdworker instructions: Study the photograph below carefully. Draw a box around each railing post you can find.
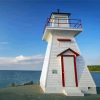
[79,19,82,28]
[58,18,59,27]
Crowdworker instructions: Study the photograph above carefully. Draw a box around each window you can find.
[52,70,57,74]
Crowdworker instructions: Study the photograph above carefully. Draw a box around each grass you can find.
[0,85,100,100]
[87,65,100,71]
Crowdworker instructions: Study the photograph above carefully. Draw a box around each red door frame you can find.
[61,55,78,87]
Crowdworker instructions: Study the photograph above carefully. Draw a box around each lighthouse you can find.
[40,11,97,96]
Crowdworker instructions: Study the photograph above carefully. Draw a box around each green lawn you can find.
[88,65,100,71]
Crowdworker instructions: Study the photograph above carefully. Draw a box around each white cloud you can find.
[0,55,44,70]
[1,54,99,70]
[15,55,32,63]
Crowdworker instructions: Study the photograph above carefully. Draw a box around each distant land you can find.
[88,65,100,71]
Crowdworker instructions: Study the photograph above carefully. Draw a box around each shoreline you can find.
[90,71,100,72]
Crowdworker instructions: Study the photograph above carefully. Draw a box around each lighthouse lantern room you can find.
[40,10,97,96]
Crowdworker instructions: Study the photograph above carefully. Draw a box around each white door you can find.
[63,57,76,87]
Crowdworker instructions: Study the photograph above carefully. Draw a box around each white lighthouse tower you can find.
[40,10,97,96]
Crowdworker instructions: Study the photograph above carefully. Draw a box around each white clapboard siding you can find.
[76,56,96,87]
[46,34,62,87]
[40,34,52,90]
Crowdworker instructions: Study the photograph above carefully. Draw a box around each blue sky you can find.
[0,0,100,70]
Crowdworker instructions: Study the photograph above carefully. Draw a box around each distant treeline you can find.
[87,65,100,71]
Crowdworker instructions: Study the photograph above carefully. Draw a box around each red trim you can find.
[57,48,79,56]
[61,56,65,87]
[73,56,78,87]
[57,38,71,42]
[61,55,78,87]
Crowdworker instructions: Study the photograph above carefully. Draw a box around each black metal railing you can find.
[45,18,82,29]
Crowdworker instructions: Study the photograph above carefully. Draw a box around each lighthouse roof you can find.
[51,12,71,16]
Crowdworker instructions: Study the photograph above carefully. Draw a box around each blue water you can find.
[91,72,100,87]
[0,70,41,88]
[0,70,100,88]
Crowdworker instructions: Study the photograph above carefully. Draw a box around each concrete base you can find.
[79,87,97,94]
[44,87,63,93]
[63,87,84,96]
[40,84,97,96]
[87,87,97,94]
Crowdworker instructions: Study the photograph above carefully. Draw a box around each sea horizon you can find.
[0,70,41,88]
[0,69,41,71]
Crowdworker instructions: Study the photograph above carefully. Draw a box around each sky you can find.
[0,0,100,70]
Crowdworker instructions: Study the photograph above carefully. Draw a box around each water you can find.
[91,72,100,87]
[0,70,100,88]
[0,70,41,88]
